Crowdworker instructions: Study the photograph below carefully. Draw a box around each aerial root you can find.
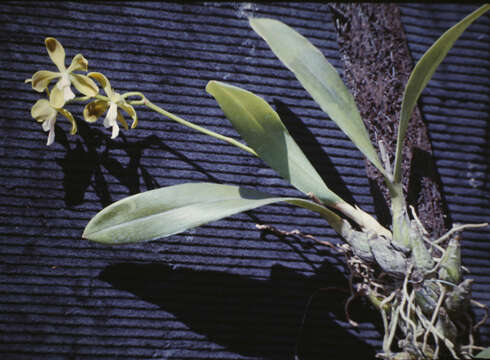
[255,224,336,249]
[434,222,488,245]
[259,218,487,359]
[471,299,488,332]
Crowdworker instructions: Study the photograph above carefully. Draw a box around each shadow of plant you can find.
[58,100,450,358]
[55,121,162,207]
[274,100,357,206]
[100,258,379,360]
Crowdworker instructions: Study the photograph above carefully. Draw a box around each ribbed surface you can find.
[399,3,490,345]
[0,2,488,359]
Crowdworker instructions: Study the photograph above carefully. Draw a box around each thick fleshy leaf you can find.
[393,4,490,183]
[45,37,66,72]
[249,18,386,177]
[31,99,56,122]
[88,72,112,97]
[31,70,59,92]
[206,80,343,206]
[83,100,109,123]
[71,73,99,97]
[67,53,88,73]
[83,182,343,244]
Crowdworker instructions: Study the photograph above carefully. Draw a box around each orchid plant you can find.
[27,5,490,359]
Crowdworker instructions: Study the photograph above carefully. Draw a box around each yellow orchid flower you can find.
[83,72,137,139]
[31,99,77,146]
[30,37,99,108]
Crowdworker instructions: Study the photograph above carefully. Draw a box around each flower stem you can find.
[138,96,393,235]
[143,94,392,235]
[143,99,257,157]
[122,91,145,100]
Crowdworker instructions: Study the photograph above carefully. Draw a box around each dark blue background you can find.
[0,2,488,359]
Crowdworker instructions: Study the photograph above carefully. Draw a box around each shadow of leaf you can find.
[273,100,356,206]
[99,261,379,359]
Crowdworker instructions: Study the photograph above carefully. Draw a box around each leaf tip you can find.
[81,228,91,241]
[205,80,218,93]
[206,80,237,98]
[248,17,275,34]
[206,80,229,97]
[82,218,98,242]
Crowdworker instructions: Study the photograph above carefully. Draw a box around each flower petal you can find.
[44,117,56,146]
[31,70,59,92]
[31,99,57,122]
[42,118,51,131]
[67,53,88,73]
[71,73,99,97]
[49,82,66,108]
[46,126,55,146]
[88,72,112,97]
[83,100,108,123]
[111,121,120,139]
[58,108,77,135]
[45,37,66,72]
[104,102,118,128]
[117,110,129,131]
[63,85,76,103]
[118,102,138,128]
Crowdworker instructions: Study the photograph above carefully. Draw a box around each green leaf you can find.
[393,4,490,183]
[476,347,490,359]
[249,18,387,177]
[83,182,343,244]
[206,80,343,206]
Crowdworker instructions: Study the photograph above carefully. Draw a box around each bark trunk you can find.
[329,3,448,237]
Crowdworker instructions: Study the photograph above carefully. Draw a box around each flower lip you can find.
[57,72,71,89]
[104,101,120,139]
[43,115,57,146]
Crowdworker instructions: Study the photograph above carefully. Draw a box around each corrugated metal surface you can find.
[0,2,488,359]
[399,3,490,346]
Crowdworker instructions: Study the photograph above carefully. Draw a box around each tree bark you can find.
[329,3,448,237]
